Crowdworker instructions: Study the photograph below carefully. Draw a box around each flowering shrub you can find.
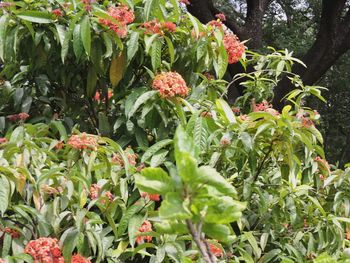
[0,0,349,262]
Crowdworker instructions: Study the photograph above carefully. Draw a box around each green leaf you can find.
[86,66,97,97]
[258,249,281,263]
[151,38,162,72]
[159,192,191,219]
[128,90,157,119]
[118,204,142,236]
[127,31,139,62]
[80,15,91,56]
[0,175,11,216]
[73,24,84,59]
[197,166,237,196]
[144,0,158,20]
[205,196,245,224]
[150,149,169,167]
[239,132,253,151]
[174,126,197,164]
[203,223,232,243]
[164,36,175,65]
[128,215,144,247]
[0,14,10,61]
[17,11,53,24]
[141,139,173,163]
[50,121,68,140]
[61,228,79,262]
[215,43,228,79]
[193,116,209,153]
[216,99,236,124]
[135,168,173,195]
[177,153,198,183]
[245,232,261,258]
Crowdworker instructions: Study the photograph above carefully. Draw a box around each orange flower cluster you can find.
[52,9,63,17]
[136,220,153,245]
[71,254,91,263]
[99,5,135,38]
[24,237,64,263]
[209,242,223,257]
[8,112,29,122]
[67,133,99,150]
[152,72,189,98]
[252,100,280,116]
[296,110,315,128]
[141,20,176,34]
[89,184,113,203]
[223,33,245,64]
[1,227,20,238]
[0,2,13,8]
[112,148,138,167]
[0,138,7,144]
[141,192,160,201]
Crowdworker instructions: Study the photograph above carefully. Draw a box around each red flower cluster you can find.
[223,33,245,64]
[24,237,64,263]
[152,72,189,98]
[141,192,160,201]
[220,136,231,146]
[1,227,20,238]
[71,254,91,263]
[252,100,280,116]
[67,133,99,150]
[141,20,176,34]
[52,9,63,17]
[89,184,113,203]
[7,112,29,122]
[0,138,7,144]
[99,5,135,38]
[215,13,226,22]
[209,242,223,257]
[0,259,4,263]
[136,220,153,245]
[55,141,64,150]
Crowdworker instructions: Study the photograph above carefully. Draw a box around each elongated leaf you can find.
[0,175,10,216]
[118,204,142,236]
[128,90,157,119]
[159,192,191,219]
[216,99,236,124]
[110,53,126,87]
[141,139,173,163]
[73,24,84,59]
[80,15,91,56]
[0,14,9,61]
[86,66,97,97]
[127,31,139,62]
[17,11,53,24]
[151,38,162,71]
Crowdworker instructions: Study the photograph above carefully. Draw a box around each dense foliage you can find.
[0,0,350,262]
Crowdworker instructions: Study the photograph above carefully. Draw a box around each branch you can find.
[186,220,216,263]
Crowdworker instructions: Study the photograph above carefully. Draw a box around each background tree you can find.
[188,0,350,165]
